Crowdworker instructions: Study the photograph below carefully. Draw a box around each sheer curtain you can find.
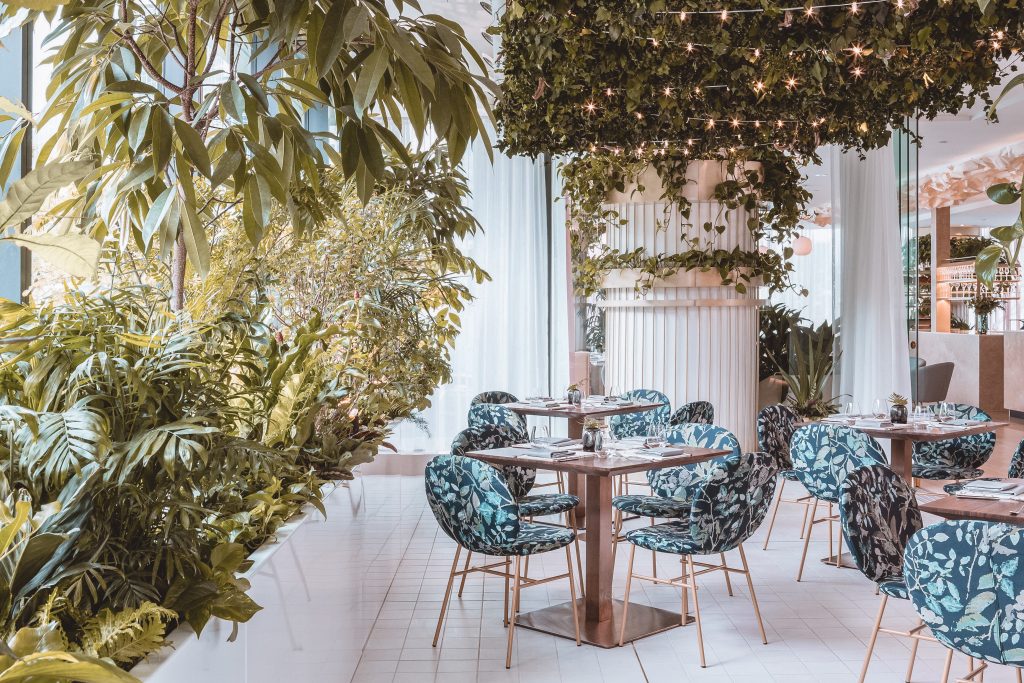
[391,143,568,452]
[836,142,912,408]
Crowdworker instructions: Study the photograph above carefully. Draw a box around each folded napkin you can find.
[642,446,687,458]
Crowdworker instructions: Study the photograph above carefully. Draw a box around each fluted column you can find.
[601,162,761,449]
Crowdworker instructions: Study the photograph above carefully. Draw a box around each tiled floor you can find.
[142,421,1024,683]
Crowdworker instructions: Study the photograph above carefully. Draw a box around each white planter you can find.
[130,484,337,681]
[602,162,762,449]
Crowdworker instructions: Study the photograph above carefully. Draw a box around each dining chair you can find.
[607,388,671,438]
[471,390,520,406]
[667,400,715,426]
[467,402,529,440]
[839,464,952,683]
[789,423,887,581]
[912,403,994,489]
[757,404,815,551]
[450,425,584,594]
[617,450,779,667]
[1008,437,1024,478]
[424,454,581,668]
[905,520,1024,683]
[612,424,741,576]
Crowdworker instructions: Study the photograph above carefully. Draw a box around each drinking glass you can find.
[530,424,549,446]
[843,402,860,417]
[605,385,617,402]
[873,399,886,419]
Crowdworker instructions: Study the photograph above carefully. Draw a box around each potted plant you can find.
[772,322,841,419]
[888,393,909,424]
[968,293,1003,335]
[975,174,1022,291]
[566,383,583,406]
[582,418,604,452]
[759,303,804,409]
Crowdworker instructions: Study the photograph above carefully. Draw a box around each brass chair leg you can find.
[906,618,923,682]
[687,555,707,668]
[941,647,954,683]
[797,499,819,581]
[503,556,511,626]
[762,477,786,550]
[433,546,462,647]
[680,557,689,624]
[618,545,636,646]
[568,513,585,596]
[565,546,581,646]
[738,545,767,644]
[799,490,811,539]
[506,556,521,669]
[827,503,834,559]
[611,507,622,566]
[721,552,734,596]
[857,594,887,683]
[650,517,658,578]
[1015,666,1021,683]
[837,528,845,568]
[457,549,473,597]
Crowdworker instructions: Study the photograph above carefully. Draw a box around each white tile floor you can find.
[138,422,1024,682]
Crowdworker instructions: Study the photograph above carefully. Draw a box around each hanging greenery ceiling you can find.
[496,0,1024,295]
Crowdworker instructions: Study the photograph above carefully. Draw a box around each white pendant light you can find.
[793,234,813,256]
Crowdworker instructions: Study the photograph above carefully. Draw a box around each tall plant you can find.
[0,0,494,308]
[975,175,1023,288]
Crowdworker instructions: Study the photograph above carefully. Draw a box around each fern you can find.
[79,602,175,664]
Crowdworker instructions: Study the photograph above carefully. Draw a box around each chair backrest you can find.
[668,401,715,426]
[688,451,779,553]
[470,391,519,406]
[904,520,1024,668]
[839,464,922,585]
[608,389,671,438]
[424,454,520,554]
[451,425,534,499]
[647,424,742,500]
[1010,438,1024,478]
[913,403,995,473]
[912,362,954,403]
[467,403,528,440]
[756,404,799,470]
[790,423,887,502]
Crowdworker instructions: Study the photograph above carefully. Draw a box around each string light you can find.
[850,1,859,12]
[605,87,613,96]
[753,80,766,92]
[851,66,865,77]
[679,10,688,20]
[648,0,890,16]
[849,44,865,58]
[731,117,741,128]
[583,100,598,114]
[785,76,798,89]
[663,86,673,96]
[720,8,729,21]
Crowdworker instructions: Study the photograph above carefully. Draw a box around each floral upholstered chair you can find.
[757,404,813,551]
[611,424,741,574]
[912,403,994,486]
[1008,438,1024,478]
[905,520,1024,683]
[667,401,715,426]
[607,388,671,438]
[470,390,519,406]
[838,464,948,683]
[450,425,583,594]
[424,455,581,668]
[617,451,778,666]
[790,423,887,581]
[467,402,528,441]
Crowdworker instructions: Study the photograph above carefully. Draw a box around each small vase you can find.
[567,388,583,406]
[889,404,908,424]
[977,314,989,335]
[582,427,602,452]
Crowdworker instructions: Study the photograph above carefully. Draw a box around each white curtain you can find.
[836,143,912,408]
[391,143,568,452]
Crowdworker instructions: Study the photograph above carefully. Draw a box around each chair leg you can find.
[433,546,462,647]
[799,491,811,540]
[506,556,522,669]
[827,503,834,558]
[503,556,511,626]
[612,507,622,566]
[1015,666,1021,683]
[565,546,581,646]
[762,477,786,550]
[858,594,887,683]
[906,618,923,682]
[941,647,954,683]
[687,555,707,668]
[721,552,734,596]
[680,557,689,624]
[837,528,845,568]
[738,545,767,644]
[650,518,658,578]
[618,545,637,646]
[568,514,585,596]
[797,499,819,582]
[457,550,473,597]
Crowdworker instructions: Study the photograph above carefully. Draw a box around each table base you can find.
[516,598,690,648]
[819,552,858,570]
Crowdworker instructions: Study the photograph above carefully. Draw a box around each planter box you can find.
[129,484,337,681]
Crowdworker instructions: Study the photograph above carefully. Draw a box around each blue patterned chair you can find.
[617,451,778,666]
[607,388,671,438]
[450,425,583,595]
[667,401,715,426]
[424,455,581,667]
[905,520,1024,683]
[467,402,529,440]
[1009,438,1024,478]
[790,423,887,581]
[757,404,815,551]
[838,465,950,683]
[471,390,519,406]
[912,403,994,485]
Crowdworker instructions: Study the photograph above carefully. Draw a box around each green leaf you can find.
[975,244,1003,288]
[990,224,1024,245]
[141,186,175,248]
[0,160,95,231]
[237,73,269,113]
[0,126,26,188]
[1,233,101,278]
[987,182,1020,205]
[0,97,32,123]
[150,108,172,175]
[179,191,211,279]
[315,1,349,75]
[353,47,390,119]
[220,82,246,122]
[173,119,212,179]
[1,0,74,9]
[0,651,139,683]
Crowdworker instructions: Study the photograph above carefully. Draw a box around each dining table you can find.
[919,481,1024,524]
[465,443,731,648]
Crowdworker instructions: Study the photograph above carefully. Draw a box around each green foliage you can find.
[0,0,494,303]
[975,175,1024,288]
[759,303,804,382]
[78,603,176,665]
[773,321,840,419]
[968,292,1003,316]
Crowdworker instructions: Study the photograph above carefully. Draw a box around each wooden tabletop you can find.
[799,419,1007,442]
[505,400,667,420]
[466,445,730,477]
[919,483,1024,524]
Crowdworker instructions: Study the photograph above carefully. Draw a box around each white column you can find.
[601,162,761,449]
